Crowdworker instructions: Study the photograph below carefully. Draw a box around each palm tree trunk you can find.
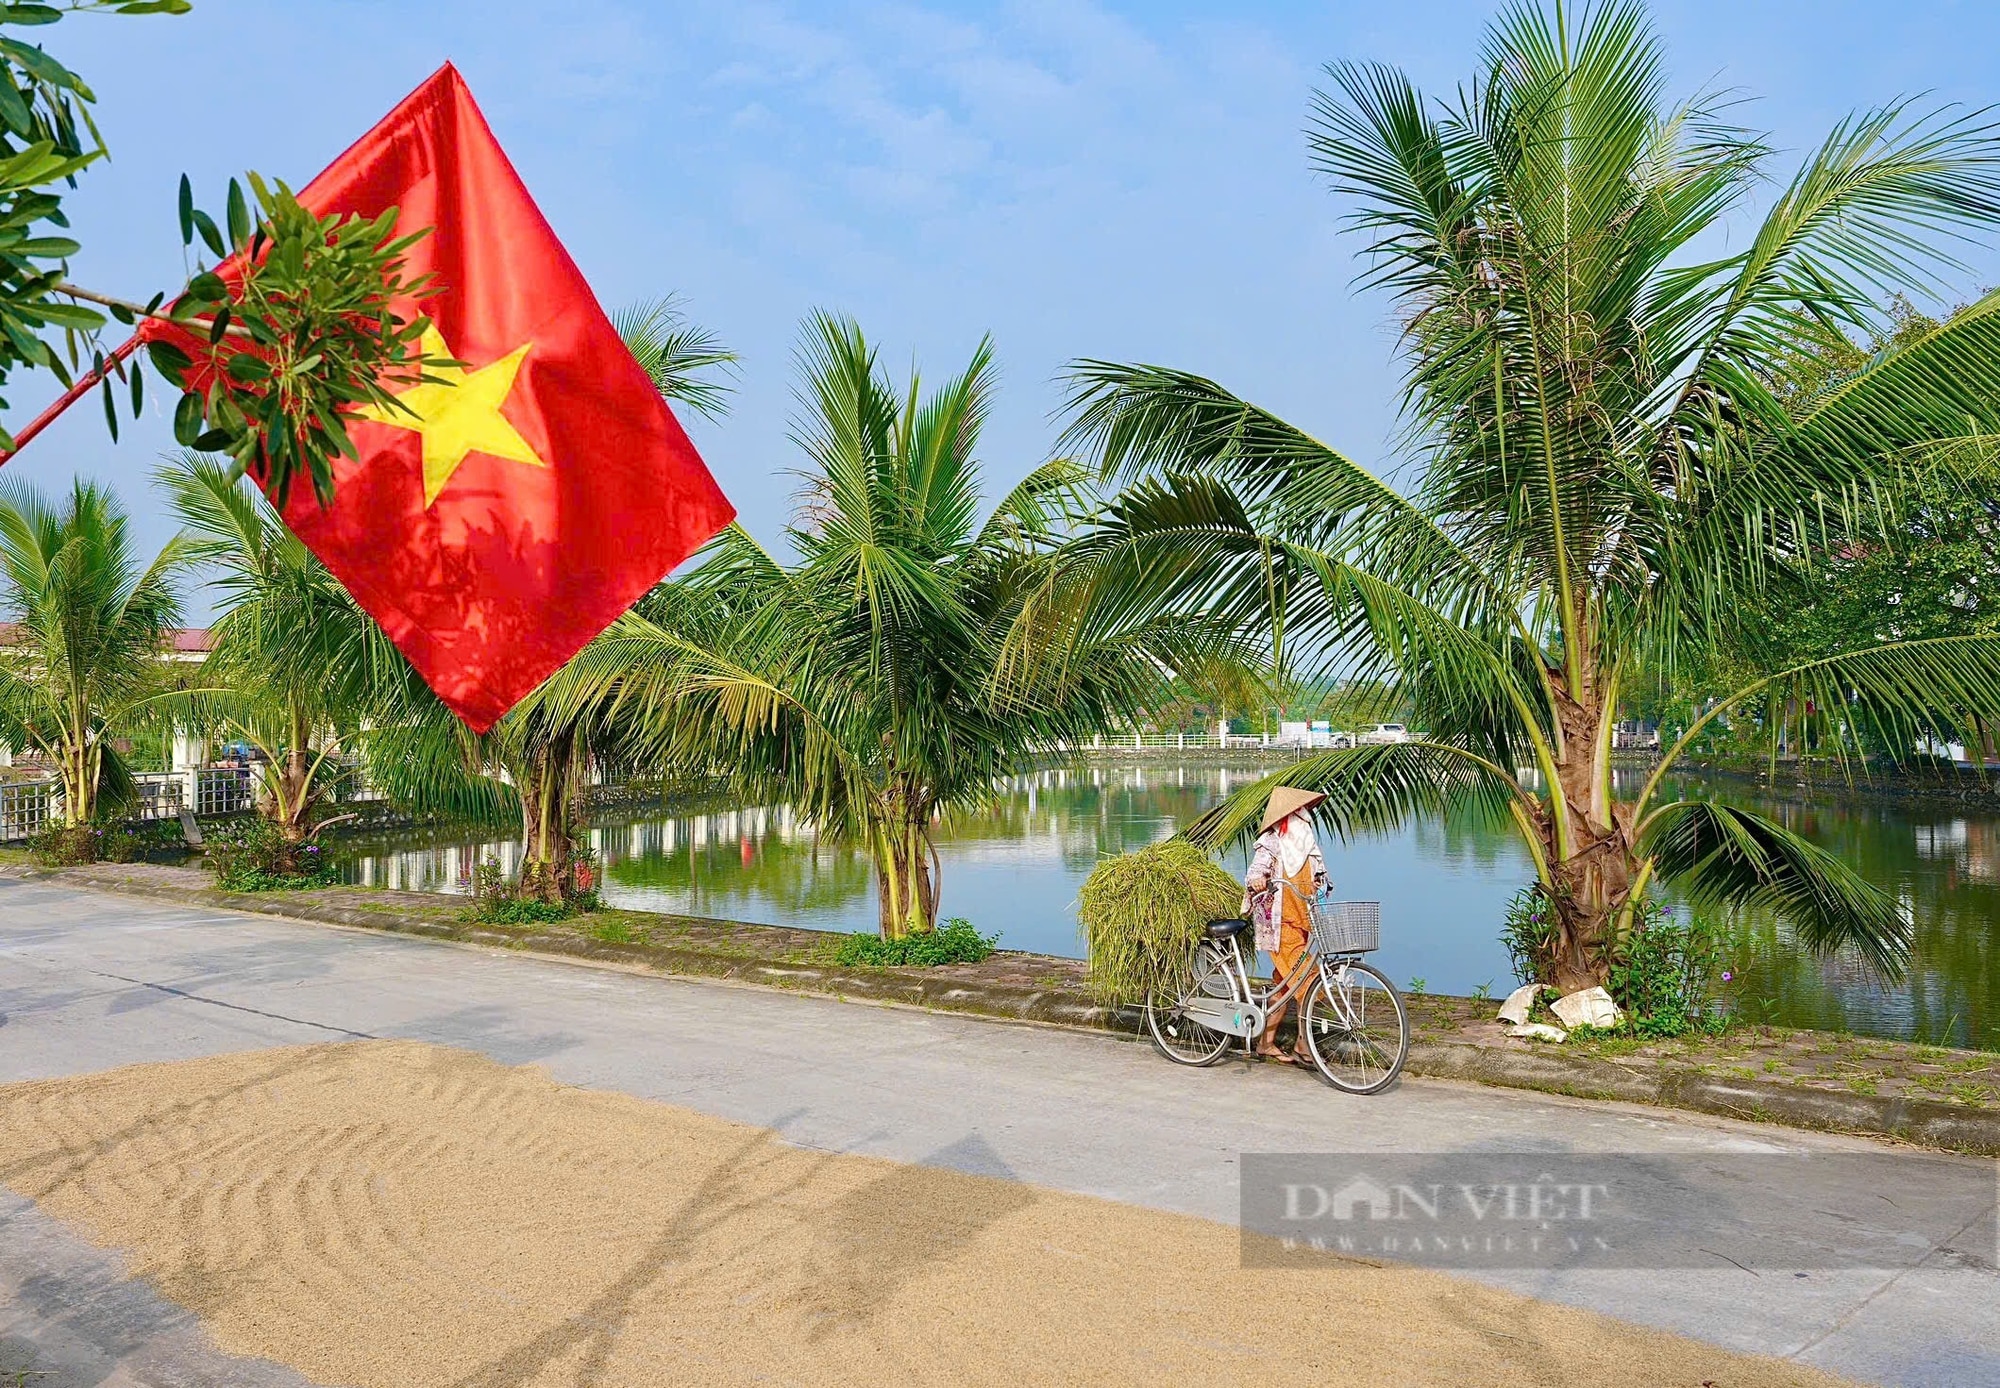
[62,738,92,827]
[518,733,578,905]
[264,746,315,842]
[872,817,936,938]
[1539,675,1639,991]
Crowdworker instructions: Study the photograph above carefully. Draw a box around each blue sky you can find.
[7,0,1998,611]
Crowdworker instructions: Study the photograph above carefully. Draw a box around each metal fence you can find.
[195,766,253,817]
[0,779,55,842]
[130,772,186,822]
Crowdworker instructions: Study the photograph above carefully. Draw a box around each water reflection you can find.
[331,760,2000,1045]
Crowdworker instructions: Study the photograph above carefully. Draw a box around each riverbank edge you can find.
[40,864,2000,1157]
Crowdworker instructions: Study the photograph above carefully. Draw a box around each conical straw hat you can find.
[1260,785,1326,832]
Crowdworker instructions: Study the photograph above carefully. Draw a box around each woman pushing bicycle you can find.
[1243,786,1328,1065]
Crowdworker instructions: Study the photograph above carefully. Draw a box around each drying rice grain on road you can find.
[0,1041,1851,1387]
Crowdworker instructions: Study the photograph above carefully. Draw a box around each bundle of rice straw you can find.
[1077,839,1243,1004]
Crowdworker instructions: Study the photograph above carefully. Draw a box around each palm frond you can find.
[613,296,737,422]
[1638,799,1910,979]
[1182,742,1528,854]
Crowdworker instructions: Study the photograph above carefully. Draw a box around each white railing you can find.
[130,772,186,822]
[196,766,253,817]
[1065,732,1223,751]
[0,778,55,842]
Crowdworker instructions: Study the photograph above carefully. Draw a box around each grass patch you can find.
[468,895,595,926]
[830,917,997,967]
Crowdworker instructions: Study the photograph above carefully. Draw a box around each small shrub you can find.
[1502,882,1728,1040]
[28,818,190,867]
[465,854,599,924]
[474,896,579,925]
[1077,839,1243,1003]
[1608,899,1725,1038]
[203,817,337,891]
[833,917,997,967]
[114,818,189,861]
[1500,884,1558,985]
[28,824,106,866]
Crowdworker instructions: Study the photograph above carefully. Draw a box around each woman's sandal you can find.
[1254,1047,1299,1065]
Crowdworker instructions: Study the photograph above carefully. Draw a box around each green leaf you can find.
[10,236,80,257]
[146,338,191,383]
[0,6,65,26]
[224,352,269,382]
[0,38,76,89]
[100,376,118,442]
[0,82,35,139]
[28,300,103,330]
[129,363,143,417]
[191,427,233,451]
[226,178,249,249]
[207,304,231,345]
[171,390,202,446]
[191,208,224,258]
[177,174,194,247]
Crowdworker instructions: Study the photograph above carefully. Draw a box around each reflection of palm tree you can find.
[605,818,874,915]
[1068,1,2000,988]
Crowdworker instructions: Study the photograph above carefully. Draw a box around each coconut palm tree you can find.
[1062,0,2000,987]
[551,312,1224,936]
[0,478,189,825]
[155,451,401,845]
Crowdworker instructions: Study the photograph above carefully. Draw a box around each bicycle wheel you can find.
[1144,942,1239,1066]
[1301,959,1408,1094]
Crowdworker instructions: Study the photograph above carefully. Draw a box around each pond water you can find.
[330,759,2000,1047]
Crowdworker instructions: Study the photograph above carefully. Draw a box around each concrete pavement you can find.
[2,877,1995,1387]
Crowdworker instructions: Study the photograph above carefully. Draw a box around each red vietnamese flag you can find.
[167,65,733,731]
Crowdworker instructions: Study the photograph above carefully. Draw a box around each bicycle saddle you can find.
[1204,917,1250,940]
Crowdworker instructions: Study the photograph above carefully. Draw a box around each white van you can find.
[1359,723,1411,744]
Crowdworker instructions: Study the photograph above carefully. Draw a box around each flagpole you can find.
[0,332,143,467]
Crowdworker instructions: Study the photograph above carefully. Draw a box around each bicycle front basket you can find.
[1310,900,1380,956]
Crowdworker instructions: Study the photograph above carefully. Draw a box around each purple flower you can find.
[1720,970,1733,982]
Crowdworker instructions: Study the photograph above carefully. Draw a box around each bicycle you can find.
[1143,884,1410,1094]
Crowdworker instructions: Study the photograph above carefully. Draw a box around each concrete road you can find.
[2,877,1995,1387]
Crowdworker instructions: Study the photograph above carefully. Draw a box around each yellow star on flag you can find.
[356,326,547,506]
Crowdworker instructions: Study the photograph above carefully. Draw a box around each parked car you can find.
[1358,723,1412,745]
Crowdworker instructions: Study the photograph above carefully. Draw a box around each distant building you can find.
[0,623,212,662]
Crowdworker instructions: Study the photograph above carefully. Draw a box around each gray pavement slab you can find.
[1,877,1995,1386]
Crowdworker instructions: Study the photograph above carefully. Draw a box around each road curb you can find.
[48,870,2000,1155]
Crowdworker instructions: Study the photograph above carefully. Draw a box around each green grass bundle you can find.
[1078,839,1242,1004]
